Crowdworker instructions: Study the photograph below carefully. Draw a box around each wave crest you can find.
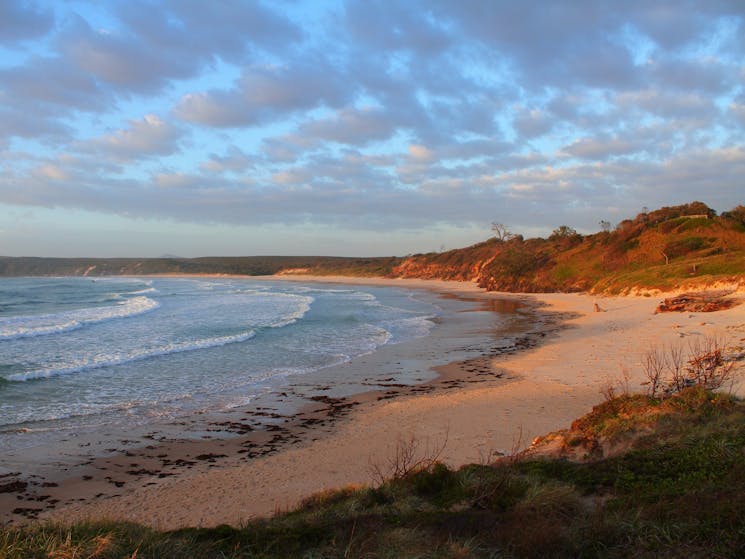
[7,329,256,382]
[0,296,160,341]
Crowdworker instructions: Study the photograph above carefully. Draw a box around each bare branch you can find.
[642,347,665,397]
[639,334,742,398]
[368,428,450,486]
[491,222,514,242]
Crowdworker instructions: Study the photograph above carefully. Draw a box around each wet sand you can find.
[3,277,743,529]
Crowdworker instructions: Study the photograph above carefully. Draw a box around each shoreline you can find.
[3,276,744,529]
[1,277,549,527]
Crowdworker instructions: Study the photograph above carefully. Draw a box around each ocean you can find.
[0,276,452,454]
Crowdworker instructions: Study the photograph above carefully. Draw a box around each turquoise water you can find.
[0,277,439,440]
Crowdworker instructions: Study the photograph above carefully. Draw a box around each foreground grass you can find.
[4,387,745,558]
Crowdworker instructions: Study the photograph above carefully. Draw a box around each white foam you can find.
[269,293,314,328]
[0,280,442,442]
[286,286,356,295]
[6,329,256,382]
[129,287,158,295]
[386,315,437,343]
[0,296,160,341]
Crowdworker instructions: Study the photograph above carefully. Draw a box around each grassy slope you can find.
[4,387,745,558]
[392,202,745,293]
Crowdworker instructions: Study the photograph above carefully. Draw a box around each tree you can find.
[491,222,513,242]
[549,225,578,239]
[721,205,745,227]
[598,220,611,233]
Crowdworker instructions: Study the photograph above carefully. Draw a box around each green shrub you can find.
[408,462,457,500]
[663,236,710,259]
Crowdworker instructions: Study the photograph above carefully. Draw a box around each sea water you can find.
[0,277,442,453]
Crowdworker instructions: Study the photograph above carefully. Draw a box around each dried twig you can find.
[369,427,449,486]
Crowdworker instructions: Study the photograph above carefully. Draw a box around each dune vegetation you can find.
[2,383,744,558]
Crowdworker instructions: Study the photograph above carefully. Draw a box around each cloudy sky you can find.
[1,1,743,257]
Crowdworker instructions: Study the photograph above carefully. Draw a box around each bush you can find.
[642,335,740,398]
[662,236,710,259]
[721,204,745,229]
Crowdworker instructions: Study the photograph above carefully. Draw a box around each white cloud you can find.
[0,0,743,255]
[512,108,554,139]
[84,114,181,161]
[730,97,745,125]
[562,137,639,161]
[153,172,196,189]
[200,148,255,173]
[299,107,397,145]
[174,61,351,128]
[408,144,434,161]
[0,1,53,43]
[33,164,68,181]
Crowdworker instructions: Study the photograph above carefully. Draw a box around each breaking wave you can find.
[7,329,257,382]
[0,296,160,341]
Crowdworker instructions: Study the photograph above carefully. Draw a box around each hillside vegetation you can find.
[4,386,744,558]
[392,202,745,293]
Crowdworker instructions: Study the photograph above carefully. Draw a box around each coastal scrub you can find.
[4,387,745,558]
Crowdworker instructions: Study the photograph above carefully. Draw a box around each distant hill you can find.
[391,201,745,294]
[0,255,402,278]
[2,202,743,293]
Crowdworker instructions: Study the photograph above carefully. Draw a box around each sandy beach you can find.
[5,277,744,529]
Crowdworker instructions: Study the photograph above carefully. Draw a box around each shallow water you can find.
[0,277,450,452]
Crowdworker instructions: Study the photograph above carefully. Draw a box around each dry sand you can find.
[31,277,745,529]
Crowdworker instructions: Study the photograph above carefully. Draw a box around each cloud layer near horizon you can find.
[1,0,743,255]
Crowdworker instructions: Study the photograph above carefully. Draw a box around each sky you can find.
[0,0,743,258]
